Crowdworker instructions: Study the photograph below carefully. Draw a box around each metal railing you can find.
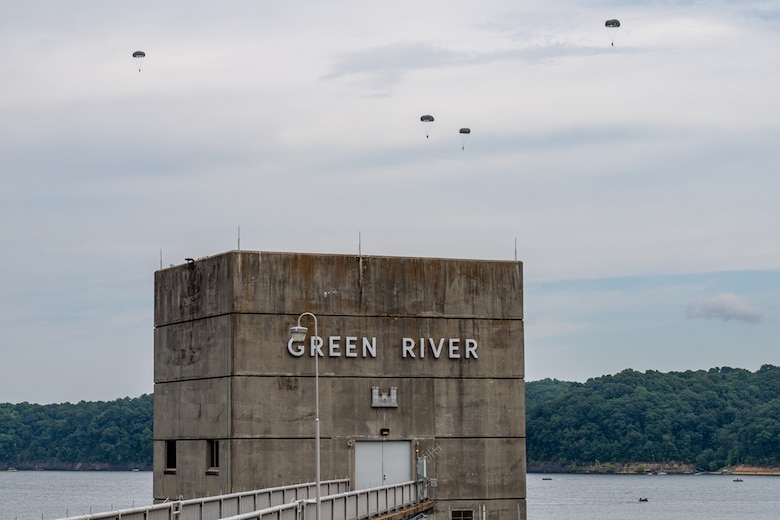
[58,479,349,520]
[219,480,429,520]
[58,479,431,520]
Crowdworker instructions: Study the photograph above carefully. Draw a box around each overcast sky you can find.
[1,1,778,404]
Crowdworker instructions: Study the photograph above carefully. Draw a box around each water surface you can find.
[3,470,780,520]
[527,472,780,519]
[0,470,152,520]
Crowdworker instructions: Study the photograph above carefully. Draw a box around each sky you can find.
[1,1,778,404]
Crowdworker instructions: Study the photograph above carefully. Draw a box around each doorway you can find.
[354,440,412,489]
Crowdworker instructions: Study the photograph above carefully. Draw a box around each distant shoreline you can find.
[527,462,780,476]
[728,465,780,476]
[3,464,151,472]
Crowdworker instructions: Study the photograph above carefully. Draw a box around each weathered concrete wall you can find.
[156,315,522,380]
[154,252,522,323]
[154,251,525,519]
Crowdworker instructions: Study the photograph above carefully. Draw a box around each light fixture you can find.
[290,325,308,342]
[289,312,321,520]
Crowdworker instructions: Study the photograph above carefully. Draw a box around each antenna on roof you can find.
[358,231,364,288]
[237,225,241,251]
[514,238,517,262]
[160,249,163,269]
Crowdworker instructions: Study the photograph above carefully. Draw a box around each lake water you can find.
[527,472,780,519]
[0,471,152,520]
[2,471,780,520]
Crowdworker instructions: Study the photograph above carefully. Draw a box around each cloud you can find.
[322,40,619,92]
[684,293,764,323]
[3,0,780,403]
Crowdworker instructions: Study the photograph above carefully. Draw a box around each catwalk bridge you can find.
[58,479,433,520]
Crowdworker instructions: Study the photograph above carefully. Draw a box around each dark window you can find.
[452,510,474,520]
[166,440,177,470]
[208,440,219,469]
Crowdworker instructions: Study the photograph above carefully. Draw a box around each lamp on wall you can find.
[289,312,321,520]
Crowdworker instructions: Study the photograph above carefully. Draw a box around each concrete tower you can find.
[153,251,526,520]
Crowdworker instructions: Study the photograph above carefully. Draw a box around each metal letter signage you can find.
[288,335,478,359]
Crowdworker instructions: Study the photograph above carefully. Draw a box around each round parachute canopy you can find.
[459,128,471,150]
[604,19,620,46]
[420,114,435,138]
[132,50,146,72]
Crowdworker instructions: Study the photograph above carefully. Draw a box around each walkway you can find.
[58,479,432,520]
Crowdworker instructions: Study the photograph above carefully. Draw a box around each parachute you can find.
[604,19,620,46]
[132,50,146,72]
[459,128,471,150]
[420,114,434,139]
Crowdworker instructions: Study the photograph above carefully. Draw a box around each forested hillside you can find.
[0,394,153,470]
[526,365,780,472]
[3,366,780,472]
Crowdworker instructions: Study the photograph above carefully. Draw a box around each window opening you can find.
[208,440,219,469]
[451,510,474,520]
[165,440,177,471]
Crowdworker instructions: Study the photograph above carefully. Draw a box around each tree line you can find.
[2,366,779,472]
[526,364,780,472]
[0,394,153,470]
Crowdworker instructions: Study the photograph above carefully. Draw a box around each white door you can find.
[354,440,412,489]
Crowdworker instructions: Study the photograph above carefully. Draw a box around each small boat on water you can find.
[733,478,744,482]
[542,477,553,480]
[6,468,17,472]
